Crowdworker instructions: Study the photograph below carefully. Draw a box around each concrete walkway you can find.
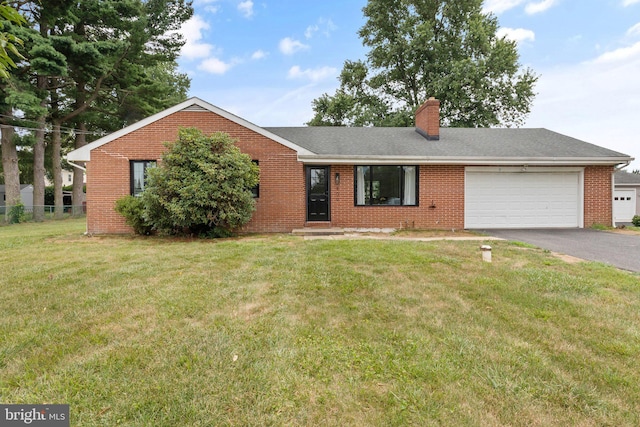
[300,232,502,242]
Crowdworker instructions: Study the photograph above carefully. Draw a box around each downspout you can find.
[67,160,86,172]
[67,159,88,235]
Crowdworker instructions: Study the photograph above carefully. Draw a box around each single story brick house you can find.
[66,97,633,234]
[614,170,640,223]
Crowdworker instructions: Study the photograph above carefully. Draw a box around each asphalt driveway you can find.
[482,229,640,273]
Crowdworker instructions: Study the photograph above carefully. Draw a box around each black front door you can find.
[306,166,330,221]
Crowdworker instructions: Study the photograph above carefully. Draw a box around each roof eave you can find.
[296,155,634,166]
[65,97,315,162]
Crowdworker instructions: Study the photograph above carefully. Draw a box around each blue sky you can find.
[177,0,640,170]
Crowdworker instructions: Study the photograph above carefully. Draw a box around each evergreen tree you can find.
[1,0,192,219]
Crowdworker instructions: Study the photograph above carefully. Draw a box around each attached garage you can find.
[465,167,583,229]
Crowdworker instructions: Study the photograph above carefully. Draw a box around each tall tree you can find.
[55,0,192,214]
[308,0,537,128]
[0,1,25,212]
[10,1,69,220]
[2,0,192,220]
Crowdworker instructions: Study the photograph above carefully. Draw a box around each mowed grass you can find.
[1,219,640,426]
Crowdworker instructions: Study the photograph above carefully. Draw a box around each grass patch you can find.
[2,219,640,426]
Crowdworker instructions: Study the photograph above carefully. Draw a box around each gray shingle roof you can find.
[615,171,640,184]
[264,126,630,163]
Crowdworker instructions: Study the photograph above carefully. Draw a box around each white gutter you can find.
[297,154,634,166]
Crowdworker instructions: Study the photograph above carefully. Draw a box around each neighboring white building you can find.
[614,171,640,223]
[45,168,86,187]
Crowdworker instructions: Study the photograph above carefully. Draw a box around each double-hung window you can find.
[355,165,418,206]
[130,160,156,196]
[250,160,259,198]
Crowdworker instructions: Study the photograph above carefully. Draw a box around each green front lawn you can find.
[1,219,639,426]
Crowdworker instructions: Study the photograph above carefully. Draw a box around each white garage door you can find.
[465,169,582,228]
[613,189,636,222]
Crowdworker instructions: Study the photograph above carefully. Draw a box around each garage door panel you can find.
[614,189,636,222]
[465,171,581,228]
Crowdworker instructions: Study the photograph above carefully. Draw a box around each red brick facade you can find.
[584,165,614,227]
[86,110,306,234]
[329,164,465,229]
[85,108,615,234]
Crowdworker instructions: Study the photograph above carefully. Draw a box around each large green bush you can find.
[122,128,259,237]
[114,195,154,235]
[632,215,640,227]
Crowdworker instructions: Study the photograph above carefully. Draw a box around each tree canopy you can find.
[1,0,192,221]
[308,0,537,128]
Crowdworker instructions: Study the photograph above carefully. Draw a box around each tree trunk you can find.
[1,124,21,220]
[52,122,64,219]
[72,123,87,216]
[32,111,46,222]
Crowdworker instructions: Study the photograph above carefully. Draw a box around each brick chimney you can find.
[415,97,440,140]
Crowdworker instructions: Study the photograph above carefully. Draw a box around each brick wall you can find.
[86,110,306,234]
[330,165,465,230]
[584,165,614,227]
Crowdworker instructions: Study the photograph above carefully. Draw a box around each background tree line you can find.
[0,0,193,221]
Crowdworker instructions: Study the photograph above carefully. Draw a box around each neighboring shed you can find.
[614,171,640,223]
[0,184,34,213]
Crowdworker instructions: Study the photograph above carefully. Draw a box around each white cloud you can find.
[524,0,558,14]
[198,57,234,74]
[238,0,254,18]
[205,5,220,13]
[526,42,640,170]
[482,0,559,14]
[497,27,535,43]
[305,18,337,39]
[482,0,525,14]
[178,16,214,60]
[195,0,221,14]
[251,50,267,60]
[287,65,338,82]
[623,0,640,6]
[590,41,640,64]
[279,37,309,55]
[305,24,319,39]
[627,22,640,37]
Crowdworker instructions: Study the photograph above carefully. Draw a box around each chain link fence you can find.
[1,204,86,223]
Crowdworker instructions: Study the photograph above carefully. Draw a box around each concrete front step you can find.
[291,227,345,236]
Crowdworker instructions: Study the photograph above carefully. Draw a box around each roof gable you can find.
[67,97,314,161]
